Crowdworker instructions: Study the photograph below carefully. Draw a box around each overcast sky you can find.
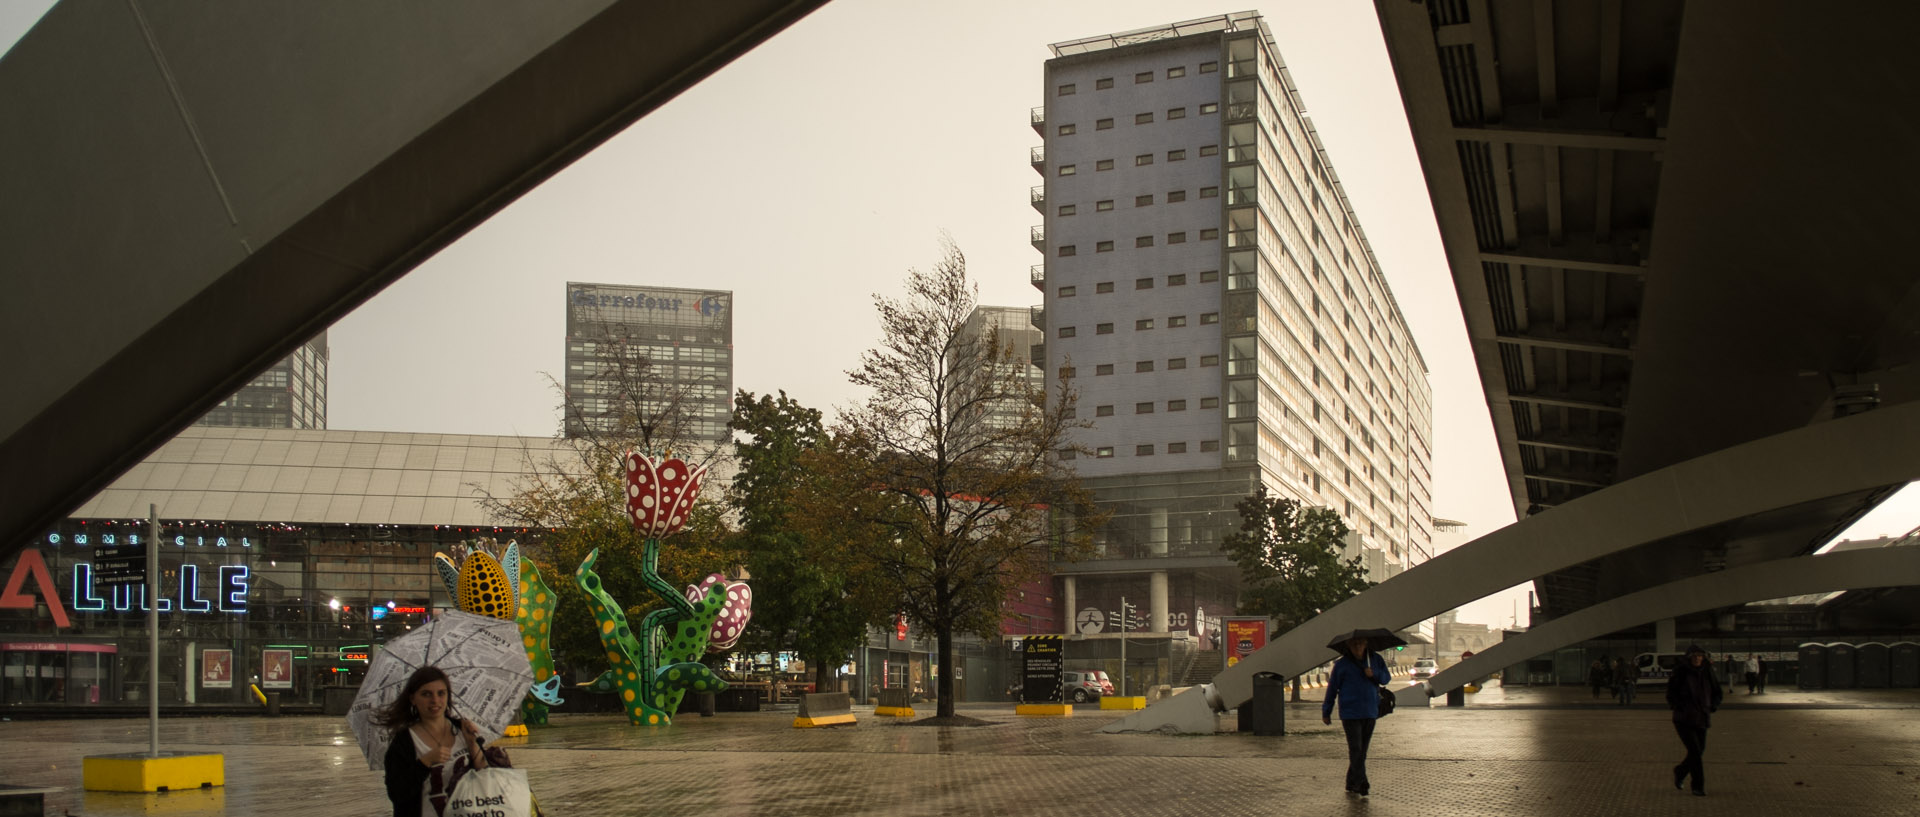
[6,1,1911,629]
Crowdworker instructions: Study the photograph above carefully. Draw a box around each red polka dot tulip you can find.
[685,573,753,653]
[624,453,708,538]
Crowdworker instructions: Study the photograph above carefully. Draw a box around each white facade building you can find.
[1033,13,1436,642]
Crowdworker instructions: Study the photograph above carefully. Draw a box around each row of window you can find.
[1057,146,1219,176]
[1054,103,1222,136]
[1057,229,1220,256]
[1058,272,1219,297]
[1056,312,1220,339]
[1063,439,1221,460]
[1088,397,1219,416]
[1057,62,1219,97]
[1058,354,1220,378]
[1057,187,1221,217]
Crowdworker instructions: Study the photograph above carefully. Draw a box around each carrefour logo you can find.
[695,295,727,317]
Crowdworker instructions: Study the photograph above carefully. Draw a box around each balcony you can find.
[1228,399,1256,419]
[1227,186,1257,207]
[1227,228,1256,248]
[1030,145,1045,175]
[1030,185,1046,213]
[1226,102,1257,121]
[1030,224,1045,252]
[1227,357,1257,377]
[1030,264,1045,290]
[1031,106,1045,135]
[1227,272,1256,291]
[1028,305,1045,332]
[1030,343,1046,368]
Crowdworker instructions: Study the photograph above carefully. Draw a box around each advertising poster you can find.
[262,648,293,689]
[1224,617,1269,668]
[201,648,233,689]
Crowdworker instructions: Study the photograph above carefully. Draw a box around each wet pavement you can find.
[2,682,1916,816]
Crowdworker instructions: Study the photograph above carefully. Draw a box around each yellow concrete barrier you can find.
[1016,703,1072,717]
[83,752,225,793]
[1099,696,1147,710]
[874,705,916,717]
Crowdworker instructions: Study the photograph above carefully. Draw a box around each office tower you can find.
[563,283,733,443]
[960,305,1047,438]
[195,332,329,429]
[1033,13,1435,639]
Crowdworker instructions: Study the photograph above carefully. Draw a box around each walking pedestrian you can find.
[1743,653,1761,694]
[1588,659,1609,698]
[1756,655,1768,694]
[1323,635,1393,798]
[1667,645,1723,796]
[1614,657,1637,705]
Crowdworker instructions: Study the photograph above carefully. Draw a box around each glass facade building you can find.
[194,333,329,429]
[563,283,733,443]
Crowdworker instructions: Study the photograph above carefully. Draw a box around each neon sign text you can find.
[69,563,249,614]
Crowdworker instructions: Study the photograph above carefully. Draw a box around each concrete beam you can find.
[1422,546,1920,698]
[1103,400,1920,732]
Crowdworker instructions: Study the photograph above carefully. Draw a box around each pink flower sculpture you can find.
[624,453,707,538]
[684,573,753,653]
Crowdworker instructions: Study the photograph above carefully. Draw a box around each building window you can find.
[1097,240,1114,252]
[1200,102,1219,114]
[1096,404,1114,416]
[1168,190,1187,203]
[1135,71,1153,84]
[1096,118,1113,130]
[1168,66,1186,79]
[1059,83,1076,96]
[1168,231,1187,244]
[1200,440,1220,452]
[1135,319,1154,330]
[1200,186,1219,198]
[1168,441,1188,454]
[1135,112,1154,125]
[1201,396,1220,408]
[1199,61,1219,74]
[1059,286,1077,297]
[1136,235,1154,248]
[1168,399,1188,411]
[1096,199,1114,211]
[1200,228,1219,240]
[1096,282,1115,293]
[1097,446,1115,458]
[1096,364,1114,376]
[1096,77,1114,90]
[1096,323,1114,334]
[1059,367,1076,379]
[1058,124,1076,136]
[1168,315,1188,328]
[1168,273,1187,286]
[1199,270,1219,282]
[1168,107,1187,120]
[1058,326,1076,338]
[1168,149,1186,162]
[1201,312,1219,324]
[1168,357,1187,369]
[1058,204,1076,216]
[1199,144,1219,157]
[1058,448,1077,460]
[1135,153,1154,166]
[1059,165,1076,176]
[1136,277,1154,290]
[1136,402,1155,414]
[1096,159,1114,171]
[1136,194,1153,207]
[1200,355,1220,367]
[1058,245,1077,257]
[1136,360,1155,373]
[1136,444,1155,456]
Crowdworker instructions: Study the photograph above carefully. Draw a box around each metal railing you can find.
[1028,305,1046,331]
[1030,264,1046,288]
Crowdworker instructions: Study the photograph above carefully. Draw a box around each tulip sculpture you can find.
[573,453,751,726]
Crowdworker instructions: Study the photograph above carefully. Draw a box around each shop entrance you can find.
[1,642,117,706]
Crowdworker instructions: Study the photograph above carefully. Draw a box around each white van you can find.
[1632,652,1687,685]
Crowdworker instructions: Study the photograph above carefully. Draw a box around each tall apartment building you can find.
[1032,13,1435,642]
[563,283,733,444]
[195,332,329,429]
[960,305,1047,436]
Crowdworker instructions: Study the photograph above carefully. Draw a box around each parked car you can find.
[1061,671,1105,703]
[1411,658,1438,680]
[1091,670,1117,696]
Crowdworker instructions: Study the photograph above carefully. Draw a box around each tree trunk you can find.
[936,624,956,718]
[813,661,836,693]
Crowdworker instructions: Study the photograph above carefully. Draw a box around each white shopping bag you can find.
[442,767,532,817]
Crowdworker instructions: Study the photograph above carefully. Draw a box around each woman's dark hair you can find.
[376,666,452,732]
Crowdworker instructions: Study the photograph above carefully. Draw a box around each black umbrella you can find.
[1326,628,1407,654]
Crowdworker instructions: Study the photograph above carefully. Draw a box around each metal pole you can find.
[1118,596,1127,697]
[147,505,160,758]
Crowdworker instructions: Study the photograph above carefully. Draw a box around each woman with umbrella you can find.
[377,666,494,817]
[1321,629,1398,798]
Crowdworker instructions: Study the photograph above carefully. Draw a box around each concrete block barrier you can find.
[793,691,856,728]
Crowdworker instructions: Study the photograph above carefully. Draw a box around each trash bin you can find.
[1247,672,1285,736]
[266,692,281,716]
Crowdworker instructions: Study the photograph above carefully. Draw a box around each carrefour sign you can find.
[570,289,727,317]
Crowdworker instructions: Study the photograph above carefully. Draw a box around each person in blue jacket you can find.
[1322,635,1392,797]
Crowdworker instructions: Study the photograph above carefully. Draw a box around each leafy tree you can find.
[819,237,1104,719]
[727,390,893,692]
[1221,486,1374,699]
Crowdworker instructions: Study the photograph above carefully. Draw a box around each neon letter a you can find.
[0,550,72,628]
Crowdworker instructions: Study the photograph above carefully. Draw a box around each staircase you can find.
[1178,648,1226,688]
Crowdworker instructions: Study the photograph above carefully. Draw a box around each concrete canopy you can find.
[0,0,827,554]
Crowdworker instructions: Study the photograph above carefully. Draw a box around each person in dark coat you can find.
[1588,659,1609,698]
[1666,645,1724,796]
[1322,636,1393,798]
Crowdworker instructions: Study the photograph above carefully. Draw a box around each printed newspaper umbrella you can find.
[346,610,534,770]
[1325,628,1408,655]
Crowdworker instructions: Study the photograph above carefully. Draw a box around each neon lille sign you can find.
[68,562,250,614]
